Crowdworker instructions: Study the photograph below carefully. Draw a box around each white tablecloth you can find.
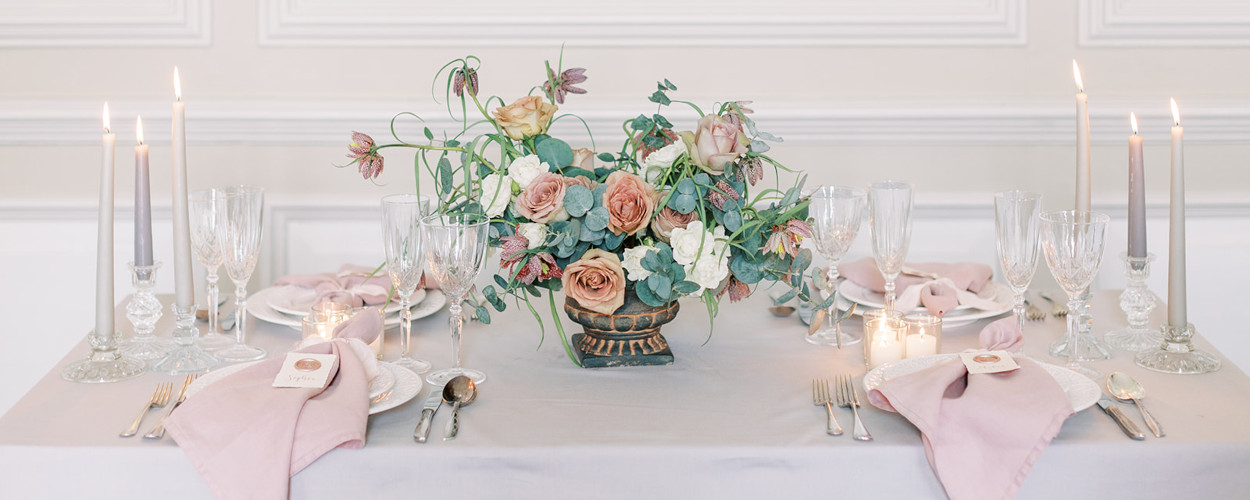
[2,290,1248,499]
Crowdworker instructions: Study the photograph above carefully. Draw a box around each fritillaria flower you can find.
[348,131,384,180]
[500,234,561,285]
[542,67,588,104]
[707,180,741,211]
[717,275,751,303]
[452,67,479,98]
[735,155,765,186]
[763,218,813,258]
[723,101,754,130]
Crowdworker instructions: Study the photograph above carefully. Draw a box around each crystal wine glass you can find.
[214,185,267,363]
[382,194,433,374]
[868,181,913,312]
[1040,210,1111,379]
[188,188,231,350]
[422,212,490,386]
[808,186,866,346]
[994,191,1043,333]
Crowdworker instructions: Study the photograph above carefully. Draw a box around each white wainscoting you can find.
[259,0,1026,46]
[0,0,210,47]
[7,99,1250,146]
[1080,0,1250,47]
[3,198,1247,415]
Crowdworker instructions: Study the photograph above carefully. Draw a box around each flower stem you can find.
[547,290,580,366]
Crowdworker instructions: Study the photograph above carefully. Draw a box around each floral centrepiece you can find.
[342,53,830,366]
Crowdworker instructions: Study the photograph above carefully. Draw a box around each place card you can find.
[273,353,337,388]
[960,350,1020,374]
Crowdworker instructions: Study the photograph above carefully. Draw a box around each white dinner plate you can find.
[186,360,420,415]
[248,286,446,331]
[267,285,423,318]
[862,353,1100,413]
[838,281,1014,327]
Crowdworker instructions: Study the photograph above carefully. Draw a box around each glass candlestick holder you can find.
[1104,253,1162,352]
[120,261,174,360]
[153,302,220,375]
[61,328,146,383]
[1136,322,1221,374]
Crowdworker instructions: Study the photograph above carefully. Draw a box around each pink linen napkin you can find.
[866,317,1072,500]
[274,264,394,307]
[164,310,383,500]
[837,258,996,316]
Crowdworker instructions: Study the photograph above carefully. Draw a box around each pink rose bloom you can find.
[564,175,596,191]
[650,206,698,244]
[571,148,596,170]
[513,172,567,224]
[688,114,748,175]
[603,171,659,236]
[562,249,626,315]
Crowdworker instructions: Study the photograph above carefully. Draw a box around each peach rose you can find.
[650,206,698,243]
[513,172,567,224]
[493,96,558,140]
[571,148,596,170]
[688,114,748,175]
[602,171,659,236]
[562,249,626,315]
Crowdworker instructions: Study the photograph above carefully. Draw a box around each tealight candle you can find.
[904,311,942,358]
[865,315,907,370]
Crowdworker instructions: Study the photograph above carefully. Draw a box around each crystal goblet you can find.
[1040,210,1111,379]
[994,191,1043,333]
[422,212,490,386]
[214,185,267,363]
[382,194,432,374]
[807,186,866,346]
[868,181,913,312]
[188,188,232,350]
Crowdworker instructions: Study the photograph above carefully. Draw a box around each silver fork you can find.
[835,375,873,441]
[1038,291,1069,318]
[120,382,172,437]
[144,374,197,440]
[1023,299,1046,322]
[811,379,843,436]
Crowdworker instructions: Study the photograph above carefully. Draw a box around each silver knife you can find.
[413,388,444,443]
[1098,397,1145,440]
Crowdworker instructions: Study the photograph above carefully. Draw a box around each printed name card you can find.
[959,350,1020,374]
[273,353,337,388]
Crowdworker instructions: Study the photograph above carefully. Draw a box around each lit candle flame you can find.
[1170,98,1181,126]
[1131,112,1138,135]
[174,67,182,102]
[136,117,144,145]
[1072,60,1084,92]
[102,102,111,133]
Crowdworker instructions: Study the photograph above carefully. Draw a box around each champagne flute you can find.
[994,191,1043,332]
[382,194,432,374]
[422,212,490,386]
[868,181,913,312]
[1040,210,1111,379]
[808,186,866,346]
[214,185,267,363]
[188,189,231,350]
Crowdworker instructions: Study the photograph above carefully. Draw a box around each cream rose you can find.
[641,141,687,170]
[513,172,567,224]
[493,96,558,140]
[479,173,513,218]
[688,114,748,175]
[508,154,548,189]
[650,206,698,244]
[516,222,547,250]
[602,171,659,236]
[571,148,596,170]
[562,249,626,315]
[670,219,709,266]
[686,249,730,292]
[621,245,657,282]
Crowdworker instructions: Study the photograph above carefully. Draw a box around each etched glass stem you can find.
[206,268,219,334]
[233,280,248,346]
[399,294,413,359]
[449,299,464,369]
[1013,292,1026,332]
[883,278,897,313]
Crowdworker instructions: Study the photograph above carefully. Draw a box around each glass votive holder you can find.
[903,311,942,359]
[302,300,353,342]
[351,307,386,358]
[864,315,907,371]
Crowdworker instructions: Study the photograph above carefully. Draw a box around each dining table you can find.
[1,289,1248,499]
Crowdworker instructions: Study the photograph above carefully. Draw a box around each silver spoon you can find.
[1107,371,1164,438]
[442,375,478,440]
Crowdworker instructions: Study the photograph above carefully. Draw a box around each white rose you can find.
[642,141,687,170]
[516,223,547,250]
[670,219,707,266]
[685,250,730,292]
[711,223,728,255]
[622,245,656,281]
[507,154,548,189]
[479,173,512,218]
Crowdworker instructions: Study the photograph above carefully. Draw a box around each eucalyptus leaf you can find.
[775,288,797,305]
[437,157,453,195]
[584,206,610,231]
[602,230,625,250]
[673,280,700,294]
[749,140,770,153]
[649,274,673,296]
[475,306,491,325]
[564,185,593,217]
[634,280,663,307]
[535,137,574,170]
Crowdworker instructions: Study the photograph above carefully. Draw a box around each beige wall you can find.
[2,0,1249,412]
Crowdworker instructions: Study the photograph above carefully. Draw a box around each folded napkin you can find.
[165,310,383,500]
[866,317,1073,500]
[274,264,394,307]
[837,258,996,316]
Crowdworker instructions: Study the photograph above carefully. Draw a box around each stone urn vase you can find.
[563,285,679,368]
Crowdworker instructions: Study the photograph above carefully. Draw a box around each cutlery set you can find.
[1100,371,1164,440]
[119,374,197,440]
[414,374,477,443]
[812,376,872,441]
